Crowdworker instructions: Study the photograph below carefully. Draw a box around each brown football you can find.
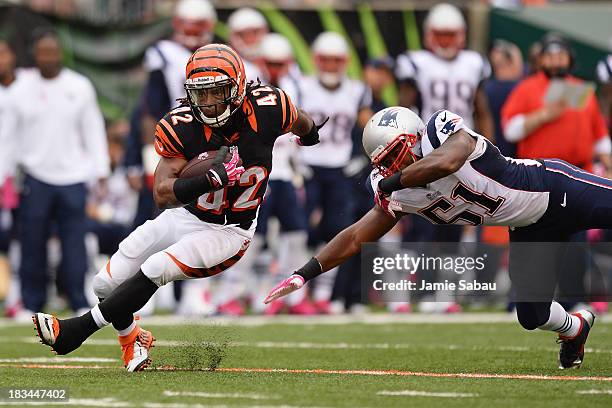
[178,149,242,179]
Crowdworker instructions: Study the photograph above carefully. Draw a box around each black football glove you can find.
[295,117,329,146]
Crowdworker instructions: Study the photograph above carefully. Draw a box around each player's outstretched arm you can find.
[289,109,328,146]
[264,206,399,303]
[378,129,476,194]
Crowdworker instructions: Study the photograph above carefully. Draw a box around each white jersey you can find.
[371,110,549,227]
[299,76,372,168]
[395,50,490,128]
[144,39,192,105]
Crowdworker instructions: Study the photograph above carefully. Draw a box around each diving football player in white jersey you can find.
[266,106,612,370]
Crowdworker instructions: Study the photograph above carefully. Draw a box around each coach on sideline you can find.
[5,29,110,317]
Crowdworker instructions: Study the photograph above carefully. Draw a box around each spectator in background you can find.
[502,34,610,308]
[527,41,542,75]
[485,39,524,157]
[227,7,267,81]
[502,34,610,173]
[363,56,395,113]
[5,29,110,319]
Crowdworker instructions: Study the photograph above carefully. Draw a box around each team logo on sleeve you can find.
[440,117,461,135]
[378,108,400,128]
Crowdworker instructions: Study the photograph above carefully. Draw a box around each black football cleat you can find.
[557,310,595,369]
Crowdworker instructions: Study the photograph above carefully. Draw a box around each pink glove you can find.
[224,149,245,186]
[264,274,305,304]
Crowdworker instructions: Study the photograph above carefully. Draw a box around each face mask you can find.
[318,72,342,88]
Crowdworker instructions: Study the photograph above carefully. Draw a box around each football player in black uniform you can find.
[33,44,323,371]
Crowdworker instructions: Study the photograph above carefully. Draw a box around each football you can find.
[178,149,242,179]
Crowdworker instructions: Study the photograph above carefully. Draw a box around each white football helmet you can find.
[424,3,466,60]
[312,31,348,88]
[228,7,269,60]
[173,0,217,50]
[261,33,293,84]
[362,107,424,176]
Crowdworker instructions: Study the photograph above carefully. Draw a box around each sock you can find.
[98,270,159,325]
[98,297,135,334]
[117,320,137,337]
[90,305,110,328]
[538,301,581,338]
[51,311,100,355]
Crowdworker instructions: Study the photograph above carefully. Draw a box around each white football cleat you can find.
[120,326,155,372]
[32,313,60,348]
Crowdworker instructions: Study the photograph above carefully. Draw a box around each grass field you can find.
[0,313,611,407]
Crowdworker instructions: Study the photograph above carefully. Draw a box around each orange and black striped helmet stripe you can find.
[185,43,245,83]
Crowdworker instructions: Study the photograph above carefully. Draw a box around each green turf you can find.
[0,318,610,407]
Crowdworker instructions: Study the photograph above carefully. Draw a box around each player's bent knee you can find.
[141,252,183,287]
[92,272,114,299]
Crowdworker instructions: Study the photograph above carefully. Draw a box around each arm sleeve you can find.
[154,113,186,159]
[423,110,466,154]
[80,81,111,179]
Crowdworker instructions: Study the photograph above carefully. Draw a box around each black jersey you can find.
[154,84,298,229]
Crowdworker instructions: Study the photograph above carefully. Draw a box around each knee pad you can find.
[515,302,551,330]
[141,251,183,287]
[92,271,114,299]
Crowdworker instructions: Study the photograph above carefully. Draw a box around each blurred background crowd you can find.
[0,0,611,321]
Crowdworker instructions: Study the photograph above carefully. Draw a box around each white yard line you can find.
[2,364,611,382]
[378,390,478,397]
[162,391,277,400]
[576,389,612,395]
[0,398,130,407]
[0,313,524,328]
[0,357,116,363]
[2,335,611,355]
